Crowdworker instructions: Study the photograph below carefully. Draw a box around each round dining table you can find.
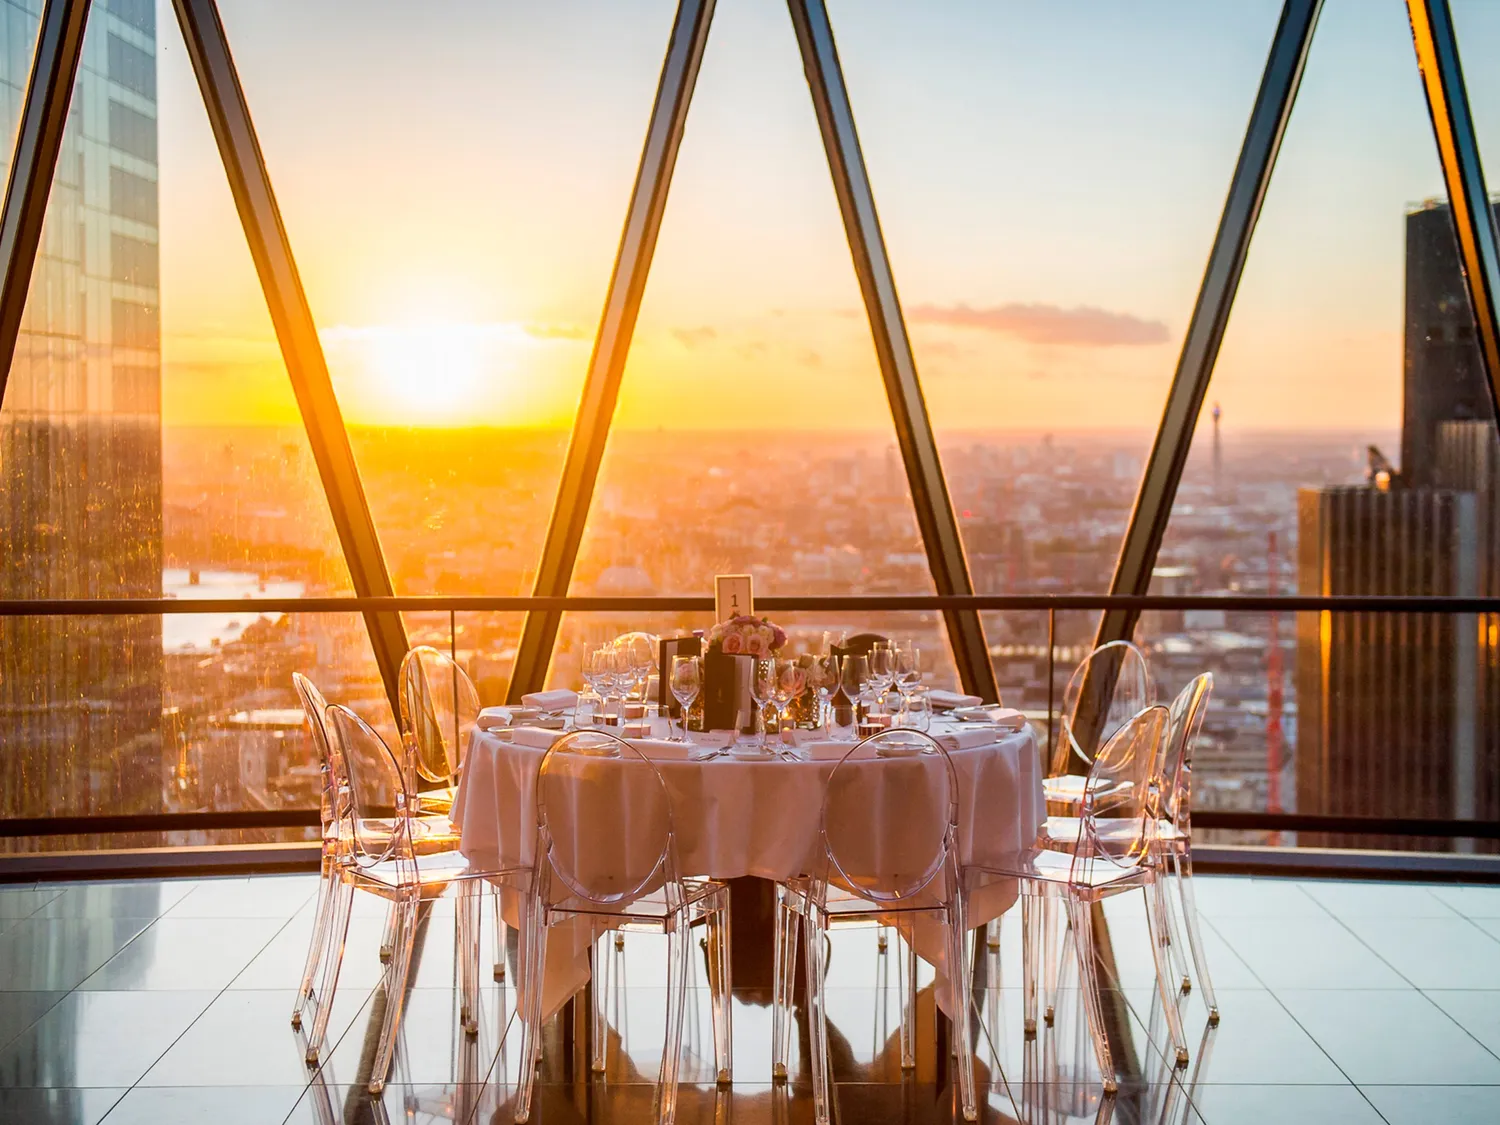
[450,718,1047,1019]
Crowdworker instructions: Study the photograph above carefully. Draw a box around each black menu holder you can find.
[702,651,755,734]
[658,635,703,718]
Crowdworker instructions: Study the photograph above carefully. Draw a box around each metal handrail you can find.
[3,592,1500,616]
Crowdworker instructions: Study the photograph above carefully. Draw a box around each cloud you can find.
[907,302,1169,347]
[671,326,718,349]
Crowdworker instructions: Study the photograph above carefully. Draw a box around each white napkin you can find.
[522,689,578,712]
[935,726,1003,752]
[928,689,983,710]
[477,706,513,731]
[510,726,570,749]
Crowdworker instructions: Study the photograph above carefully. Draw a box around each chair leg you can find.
[291,857,334,1029]
[947,897,977,1121]
[1042,894,1059,1028]
[899,916,918,1070]
[772,888,797,1081]
[1066,896,1116,1094]
[802,903,832,1125]
[1141,885,1189,1068]
[1153,859,1191,995]
[591,932,610,1073]
[513,894,547,1123]
[305,879,354,1065]
[380,898,398,964]
[370,892,419,1094]
[494,891,508,981]
[708,894,734,1086]
[656,915,692,1125]
[1175,841,1219,1024]
[1021,894,1038,1038]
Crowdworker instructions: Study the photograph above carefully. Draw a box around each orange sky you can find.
[151,0,1498,438]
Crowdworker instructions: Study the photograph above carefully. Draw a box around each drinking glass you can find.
[771,658,806,746]
[835,654,868,741]
[668,656,701,743]
[893,642,922,720]
[868,643,896,719]
[898,686,932,731]
[581,645,606,699]
[749,657,777,751]
[809,653,841,738]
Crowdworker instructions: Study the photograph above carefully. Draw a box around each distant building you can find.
[0,1,163,822]
[1294,485,1497,849]
[1401,200,1500,486]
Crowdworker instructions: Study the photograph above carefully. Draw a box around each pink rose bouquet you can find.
[706,614,786,657]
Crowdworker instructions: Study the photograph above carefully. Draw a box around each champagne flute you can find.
[809,652,841,738]
[669,655,701,743]
[835,653,868,741]
[771,658,806,747]
[868,642,896,720]
[749,657,776,752]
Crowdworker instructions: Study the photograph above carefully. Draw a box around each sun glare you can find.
[365,321,487,420]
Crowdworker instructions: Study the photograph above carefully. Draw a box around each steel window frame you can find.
[170,0,409,713]
[507,0,718,702]
[0,0,91,407]
[1407,0,1500,427]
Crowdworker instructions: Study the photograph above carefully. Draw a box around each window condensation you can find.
[111,298,158,350]
[110,232,158,289]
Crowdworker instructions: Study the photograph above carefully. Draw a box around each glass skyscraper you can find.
[0,0,162,824]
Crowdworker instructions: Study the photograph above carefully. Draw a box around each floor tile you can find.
[1338,916,1500,989]
[98,1084,305,1125]
[0,991,67,1053]
[0,990,217,1087]
[165,876,318,920]
[33,881,196,921]
[1421,990,1500,1058]
[1185,1084,1384,1125]
[1180,877,1327,920]
[0,1088,126,1125]
[139,987,372,1087]
[0,919,156,991]
[1360,1084,1500,1124]
[1299,879,1459,920]
[286,1081,504,1125]
[0,886,64,918]
[1205,916,1409,989]
[1429,885,1500,919]
[228,909,391,995]
[324,985,512,1087]
[80,917,286,991]
[1277,989,1500,1085]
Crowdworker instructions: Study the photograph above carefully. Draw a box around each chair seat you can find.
[1041,815,1184,850]
[337,814,462,857]
[780,876,949,919]
[968,847,1151,895]
[547,876,729,927]
[413,786,456,815]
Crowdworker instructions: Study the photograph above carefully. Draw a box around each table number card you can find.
[715,574,753,622]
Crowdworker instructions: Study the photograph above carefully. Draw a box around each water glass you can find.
[749,658,777,749]
[898,686,932,732]
[834,653,868,741]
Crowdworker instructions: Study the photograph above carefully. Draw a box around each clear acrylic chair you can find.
[777,728,977,1125]
[1041,675,1219,1024]
[399,645,482,808]
[1043,640,1155,810]
[969,704,1188,1094]
[513,730,733,1125]
[289,673,461,1032]
[304,703,530,1094]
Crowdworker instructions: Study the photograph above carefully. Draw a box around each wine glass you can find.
[868,642,896,719]
[809,652,841,738]
[615,632,657,700]
[771,658,806,747]
[835,653,868,741]
[892,642,922,720]
[749,657,776,752]
[668,655,701,743]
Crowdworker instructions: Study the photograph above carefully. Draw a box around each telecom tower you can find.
[1212,402,1223,499]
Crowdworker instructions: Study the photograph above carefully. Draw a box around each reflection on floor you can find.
[0,872,1498,1123]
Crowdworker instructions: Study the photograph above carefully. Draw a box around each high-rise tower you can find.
[0,0,164,824]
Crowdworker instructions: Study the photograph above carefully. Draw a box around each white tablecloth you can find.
[451,723,1046,1018]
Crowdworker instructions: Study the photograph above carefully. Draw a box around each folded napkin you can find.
[522,689,578,712]
[928,689,983,710]
[510,726,570,750]
[477,706,513,731]
[935,726,1005,752]
[960,707,1028,732]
